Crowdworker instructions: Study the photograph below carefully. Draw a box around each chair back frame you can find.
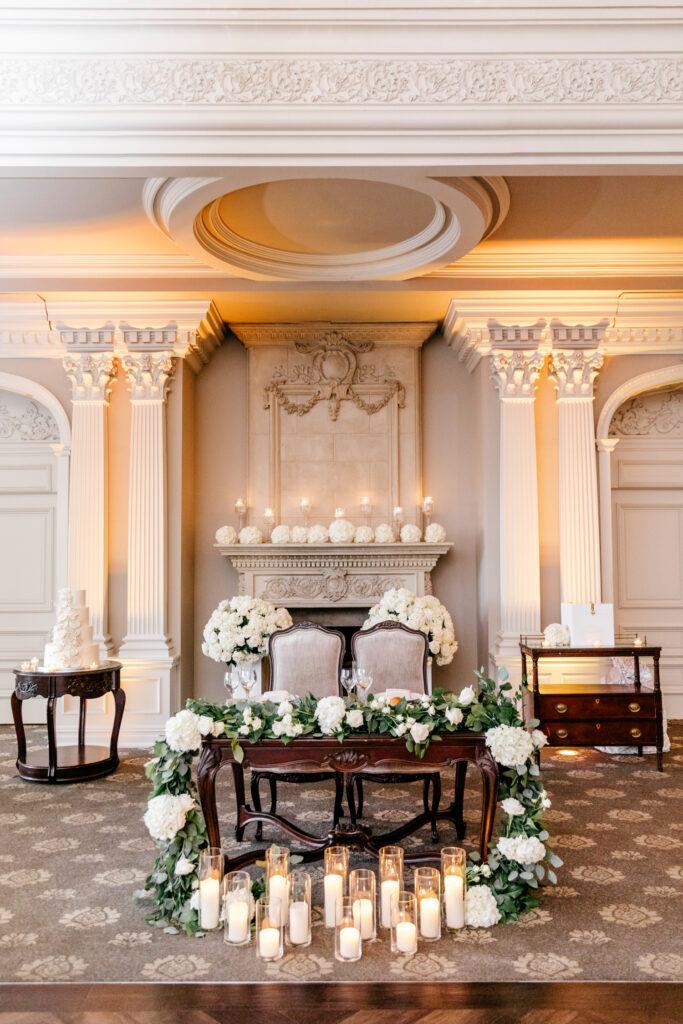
[351,620,429,694]
[268,620,345,697]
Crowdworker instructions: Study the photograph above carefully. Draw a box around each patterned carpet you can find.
[0,724,682,984]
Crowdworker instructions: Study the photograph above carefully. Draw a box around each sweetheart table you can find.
[197,732,499,871]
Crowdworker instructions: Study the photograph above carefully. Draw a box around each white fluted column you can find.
[118,352,175,658]
[490,332,545,660]
[597,437,619,603]
[549,347,604,604]
[63,352,117,657]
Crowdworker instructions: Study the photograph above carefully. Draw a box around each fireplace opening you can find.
[290,607,368,665]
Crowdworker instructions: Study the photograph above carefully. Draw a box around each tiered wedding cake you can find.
[44,588,99,670]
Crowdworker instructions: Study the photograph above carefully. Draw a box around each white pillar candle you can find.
[444,874,465,929]
[324,873,344,927]
[258,926,281,959]
[338,925,361,960]
[396,920,417,954]
[288,901,309,946]
[227,900,249,943]
[352,898,374,940]
[380,879,399,928]
[268,874,289,927]
[199,877,221,930]
[419,896,440,939]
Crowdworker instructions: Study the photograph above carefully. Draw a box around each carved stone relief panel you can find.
[610,386,683,437]
[0,390,59,443]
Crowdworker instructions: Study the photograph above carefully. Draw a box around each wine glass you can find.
[340,668,354,696]
[353,665,373,701]
[240,665,258,700]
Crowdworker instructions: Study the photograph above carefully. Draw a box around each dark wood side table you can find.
[12,661,125,783]
[520,640,664,771]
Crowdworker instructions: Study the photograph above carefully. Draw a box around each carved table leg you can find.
[429,774,441,844]
[251,771,264,842]
[196,743,224,849]
[78,697,87,748]
[46,695,58,782]
[355,778,364,818]
[110,687,126,761]
[454,761,467,840]
[231,760,248,844]
[345,774,358,826]
[333,774,344,828]
[11,691,26,767]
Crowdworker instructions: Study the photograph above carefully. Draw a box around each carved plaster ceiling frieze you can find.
[264,332,405,421]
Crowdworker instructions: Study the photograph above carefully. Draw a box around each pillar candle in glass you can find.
[422,496,434,526]
[323,846,348,928]
[198,847,223,931]
[335,896,362,962]
[414,866,441,941]
[349,868,376,943]
[256,896,283,961]
[390,891,418,956]
[265,845,290,928]
[441,846,466,930]
[287,870,311,948]
[379,845,404,929]
[223,870,252,946]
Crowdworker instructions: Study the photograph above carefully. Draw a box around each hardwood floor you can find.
[1,983,681,1023]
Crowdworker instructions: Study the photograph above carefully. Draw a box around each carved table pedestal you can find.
[12,661,125,783]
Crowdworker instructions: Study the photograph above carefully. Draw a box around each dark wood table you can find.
[520,640,665,770]
[12,661,125,783]
[197,732,499,871]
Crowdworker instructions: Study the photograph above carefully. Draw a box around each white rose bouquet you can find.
[202,596,292,666]
[363,587,458,665]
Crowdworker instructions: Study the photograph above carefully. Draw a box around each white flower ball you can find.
[307,524,329,544]
[400,523,422,543]
[465,884,501,928]
[215,525,238,545]
[425,522,447,543]
[291,526,309,543]
[485,723,535,768]
[501,797,525,817]
[354,525,374,544]
[329,518,355,544]
[143,793,195,842]
[314,695,346,735]
[270,524,291,544]
[496,834,546,865]
[165,709,202,753]
[239,525,263,545]
[543,622,571,647]
[375,523,396,544]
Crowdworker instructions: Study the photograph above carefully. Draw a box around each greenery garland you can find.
[141,670,561,934]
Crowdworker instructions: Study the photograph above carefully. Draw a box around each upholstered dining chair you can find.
[350,620,441,841]
[250,621,345,841]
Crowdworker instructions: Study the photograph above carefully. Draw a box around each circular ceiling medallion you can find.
[144,173,509,281]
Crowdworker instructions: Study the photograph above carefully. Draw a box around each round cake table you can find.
[11,661,125,783]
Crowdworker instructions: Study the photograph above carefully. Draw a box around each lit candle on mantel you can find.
[422,496,434,516]
[334,507,345,519]
[234,498,246,516]
[634,635,643,648]
[360,496,371,517]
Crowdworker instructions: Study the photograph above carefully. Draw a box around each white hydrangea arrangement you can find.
[270,524,291,544]
[363,587,458,665]
[400,523,422,543]
[543,622,571,646]
[202,595,292,666]
[425,522,447,543]
[328,518,355,544]
[354,525,374,543]
[238,525,263,545]
[143,668,560,934]
[374,522,396,543]
[307,524,329,544]
[215,525,238,545]
[291,525,309,543]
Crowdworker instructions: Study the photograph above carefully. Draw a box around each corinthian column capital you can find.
[490,349,546,400]
[63,352,117,403]
[122,351,175,402]
[549,349,604,399]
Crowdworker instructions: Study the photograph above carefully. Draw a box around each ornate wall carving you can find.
[0,390,59,442]
[610,387,683,437]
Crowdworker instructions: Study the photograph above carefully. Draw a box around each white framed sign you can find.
[561,603,615,647]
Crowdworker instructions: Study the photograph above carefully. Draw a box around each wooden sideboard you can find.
[520,640,665,771]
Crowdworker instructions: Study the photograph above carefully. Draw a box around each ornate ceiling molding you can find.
[2,56,682,107]
[230,321,437,348]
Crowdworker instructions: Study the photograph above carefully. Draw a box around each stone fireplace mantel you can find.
[216,543,451,608]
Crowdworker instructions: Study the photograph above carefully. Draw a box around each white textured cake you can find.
[44,588,99,670]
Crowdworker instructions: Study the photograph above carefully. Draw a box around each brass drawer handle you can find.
[629,703,641,713]
[631,728,642,739]
[555,703,568,714]
[557,729,568,739]
[595,723,601,730]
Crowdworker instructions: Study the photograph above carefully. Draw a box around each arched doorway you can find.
[0,374,70,723]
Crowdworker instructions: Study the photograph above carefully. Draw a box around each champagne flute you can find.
[353,665,373,701]
[242,665,258,700]
[341,668,354,696]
